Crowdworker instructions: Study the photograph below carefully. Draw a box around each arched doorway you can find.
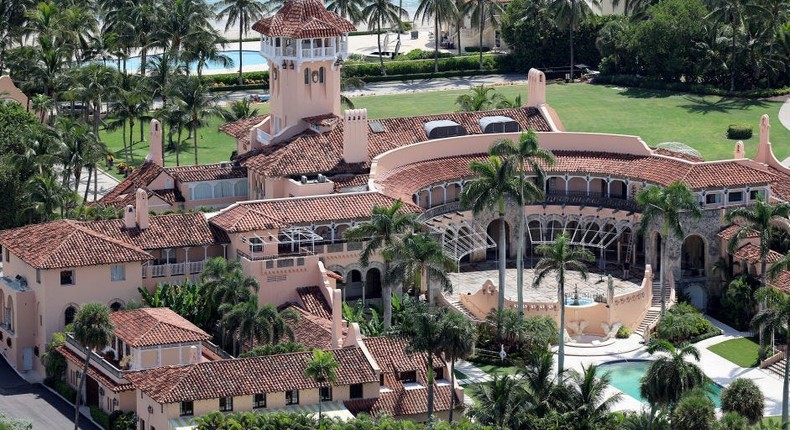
[653,232,663,272]
[486,220,511,261]
[366,268,382,299]
[345,270,363,301]
[64,305,77,326]
[682,235,706,278]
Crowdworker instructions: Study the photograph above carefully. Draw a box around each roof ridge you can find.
[69,221,150,255]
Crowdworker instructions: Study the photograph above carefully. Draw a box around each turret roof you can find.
[252,0,355,39]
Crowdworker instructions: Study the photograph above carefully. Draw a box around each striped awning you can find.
[169,417,196,430]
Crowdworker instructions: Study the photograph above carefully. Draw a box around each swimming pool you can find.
[118,50,267,73]
[598,360,722,407]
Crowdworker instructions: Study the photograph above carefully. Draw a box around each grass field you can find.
[707,337,761,368]
[99,83,790,173]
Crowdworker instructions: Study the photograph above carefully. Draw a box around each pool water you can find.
[599,360,722,407]
[118,50,267,73]
[564,298,594,306]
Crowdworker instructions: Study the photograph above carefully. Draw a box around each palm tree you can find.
[533,232,594,376]
[455,85,507,112]
[216,0,267,85]
[221,98,261,122]
[147,52,185,163]
[725,198,790,356]
[490,131,555,316]
[304,349,339,424]
[461,155,519,313]
[162,98,191,166]
[24,173,72,222]
[219,299,296,355]
[71,303,114,430]
[407,308,445,423]
[30,93,52,123]
[182,30,233,78]
[620,409,671,430]
[461,0,503,69]
[753,287,790,429]
[326,0,365,23]
[415,0,458,73]
[639,339,706,408]
[706,0,765,92]
[467,374,525,427]
[636,181,701,316]
[439,310,476,422]
[386,232,455,305]
[73,63,117,137]
[361,0,404,76]
[566,365,622,429]
[155,0,214,64]
[547,0,601,82]
[520,349,568,416]
[344,200,419,330]
[203,257,260,346]
[168,75,223,165]
[107,79,150,164]
[56,117,95,193]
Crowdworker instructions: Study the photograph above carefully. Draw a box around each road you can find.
[0,358,101,430]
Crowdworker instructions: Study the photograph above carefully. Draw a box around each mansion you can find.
[1,0,790,427]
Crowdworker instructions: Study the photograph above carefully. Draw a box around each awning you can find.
[169,417,196,430]
[262,401,355,421]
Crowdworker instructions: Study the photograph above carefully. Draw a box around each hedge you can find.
[343,54,506,79]
[727,124,753,140]
[90,406,110,430]
[593,74,790,99]
[464,46,491,53]
[47,379,77,402]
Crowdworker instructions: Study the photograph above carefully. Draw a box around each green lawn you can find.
[100,83,790,174]
[474,363,520,376]
[707,337,761,368]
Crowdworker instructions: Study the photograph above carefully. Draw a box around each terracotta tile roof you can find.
[166,163,247,183]
[152,188,185,204]
[732,243,784,264]
[97,161,167,209]
[220,116,267,140]
[303,113,341,128]
[56,345,134,392]
[717,224,760,241]
[239,107,550,177]
[124,346,376,403]
[768,168,790,202]
[84,213,229,250]
[110,308,211,347]
[652,147,704,163]
[364,337,445,374]
[375,152,778,201]
[251,0,355,39]
[296,286,332,320]
[331,174,369,192]
[769,270,790,292]
[0,220,152,269]
[210,192,420,233]
[285,306,340,349]
[345,375,456,417]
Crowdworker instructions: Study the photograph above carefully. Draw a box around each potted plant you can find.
[117,162,127,174]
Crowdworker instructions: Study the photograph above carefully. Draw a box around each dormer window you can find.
[399,370,417,383]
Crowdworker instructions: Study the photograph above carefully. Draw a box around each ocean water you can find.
[210,0,422,20]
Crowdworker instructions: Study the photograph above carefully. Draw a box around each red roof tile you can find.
[210,192,420,233]
[125,346,376,403]
[296,286,332,320]
[239,107,550,177]
[717,224,759,241]
[331,174,369,192]
[345,376,457,417]
[0,220,152,269]
[110,308,211,347]
[97,162,167,209]
[251,0,355,39]
[56,345,134,392]
[286,306,341,349]
[364,337,445,375]
[769,270,790,292]
[166,163,247,183]
[732,243,784,264]
[84,213,229,250]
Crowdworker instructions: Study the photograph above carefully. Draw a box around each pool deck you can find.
[564,316,784,416]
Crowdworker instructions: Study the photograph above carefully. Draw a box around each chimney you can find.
[754,114,772,164]
[332,288,342,348]
[734,140,745,159]
[526,68,546,107]
[342,109,368,164]
[146,119,163,166]
[123,205,136,229]
[135,189,150,230]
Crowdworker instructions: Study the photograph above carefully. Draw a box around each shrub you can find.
[721,378,764,424]
[109,411,137,430]
[616,326,631,339]
[47,379,77,402]
[90,406,110,430]
[343,54,505,78]
[727,124,753,140]
[671,390,716,430]
[464,46,491,53]
[0,412,31,430]
[394,49,455,61]
[718,412,749,430]
[656,302,719,344]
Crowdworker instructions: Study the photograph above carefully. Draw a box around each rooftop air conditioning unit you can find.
[301,176,308,184]
[220,161,229,168]
[318,174,326,183]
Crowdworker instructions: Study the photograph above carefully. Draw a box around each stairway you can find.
[768,359,785,377]
[637,281,673,339]
[447,298,481,322]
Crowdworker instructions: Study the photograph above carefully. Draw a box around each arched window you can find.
[109,301,122,312]
[304,68,311,85]
[319,67,325,83]
[64,305,77,326]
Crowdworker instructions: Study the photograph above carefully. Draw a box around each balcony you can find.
[259,37,348,63]
[65,334,124,379]
[542,191,639,212]
[143,259,209,279]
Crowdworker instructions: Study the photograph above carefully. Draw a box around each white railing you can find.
[189,261,204,274]
[169,263,185,276]
[150,264,167,278]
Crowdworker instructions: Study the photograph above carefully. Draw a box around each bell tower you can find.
[251,0,355,146]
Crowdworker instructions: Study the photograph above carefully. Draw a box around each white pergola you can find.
[424,212,496,262]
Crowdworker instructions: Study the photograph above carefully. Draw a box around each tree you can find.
[107,78,150,164]
[461,155,519,314]
[24,173,73,222]
[670,389,716,430]
[147,52,185,164]
[155,0,214,64]
[30,93,52,123]
[718,412,750,430]
[566,365,621,429]
[705,0,765,92]
[490,130,554,316]
[532,232,594,376]
[71,303,114,430]
[168,75,223,164]
[548,0,601,81]
[637,181,701,316]
[438,311,476,422]
[415,0,458,73]
[753,287,790,429]
[461,0,503,69]
[467,375,525,427]
[725,198,790,357]
[344,200,418,330]
[220,98,261,122]
[620,409,671,430]
[202,257,260,346]
[407,308,445,423]
[386,232,455,306]
[215,0,266,85]
[326,0,365,23]
[639,339,706,408]
[721,377,764,424]
[455,85,507,112]
[361,0,404,76]
[304,349,339,424]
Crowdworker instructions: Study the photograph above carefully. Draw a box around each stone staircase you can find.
[768,359,786,377]
[447,298,481,322]
[637,281,673,339]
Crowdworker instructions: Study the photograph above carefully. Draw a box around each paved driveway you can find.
[0,358,100,430]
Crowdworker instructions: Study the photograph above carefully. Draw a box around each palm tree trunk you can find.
[660,224,668,316]
[83,165,92,203]
[569,2,575,82]
[730,24,736,92]
[448,358,456,422]
[427,355,435,422]
[122,121,129,164]
[93,167,98,201]
[377,22,386,76]
[238,24,244,86]
[129,120,135,163]
[434,9,440,73]
[318,384,323,424]
[176,126,183,166]
[193,120,199,165]
[383,260,392,330]
[558,277,565,376]
[782,336,790,429]
[479,2,484,70]
[497,211,506,312]
[74,349,90,429]
[516,164,525,316]
[760,257,767,358]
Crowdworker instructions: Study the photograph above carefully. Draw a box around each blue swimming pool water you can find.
[598,360,722,408]
[564,298,594,306]
[119,50,266,73]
